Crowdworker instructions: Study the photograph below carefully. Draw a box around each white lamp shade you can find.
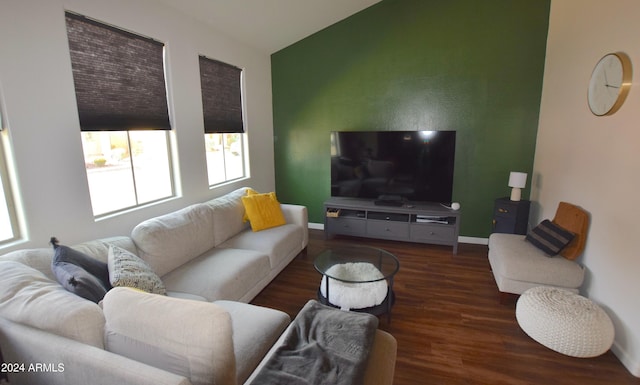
[508,172,527,188]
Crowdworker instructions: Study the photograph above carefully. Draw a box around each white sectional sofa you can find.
[0,187,310,385]
[130,187,309,303]
[0,187,397,385]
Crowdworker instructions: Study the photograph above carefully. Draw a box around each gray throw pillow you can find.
[51,262,108,303]
[107,245,166,295]
[525,220,575,256]
[50,237,111,303]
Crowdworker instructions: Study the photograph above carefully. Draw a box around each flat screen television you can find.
[330,130,456,204]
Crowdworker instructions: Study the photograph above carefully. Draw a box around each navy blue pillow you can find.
[50,237,111,303]
[525,220,575,256]
[52,262,108,303]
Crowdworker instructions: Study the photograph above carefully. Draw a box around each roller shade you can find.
[65,12,171,131]
[199,56,244,134]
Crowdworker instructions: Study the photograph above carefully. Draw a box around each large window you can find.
[199,56,247,186]
[66,12,174,216]
[0,133,19,245]
[204,132,245,185]
[80,131,172,216]
[0,89,19,245]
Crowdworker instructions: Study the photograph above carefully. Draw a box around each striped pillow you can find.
[526,219,575,256]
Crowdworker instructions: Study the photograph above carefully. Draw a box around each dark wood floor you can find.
[251,230,640,385]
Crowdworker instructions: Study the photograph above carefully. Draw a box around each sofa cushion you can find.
[107,245,166,295]
[525,219,575,256]
[103,287,236,385]
[131,203,216,276]
[75,236,139,264]
[214,300,290,384]
[0,237,136,282]
[166,291,208,302]
[488,233,584,289]
[0,261,105,348]
[0,248,59,280]
[219,224,303,269]
[204,187,250,246]
[161,248,270,302]
[241,192,286,232]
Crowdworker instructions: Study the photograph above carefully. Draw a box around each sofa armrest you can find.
[363,329,397,385]
[281,204,308,248]
[0,317,191,385]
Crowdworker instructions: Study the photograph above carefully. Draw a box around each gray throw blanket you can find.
[250,300,379,385]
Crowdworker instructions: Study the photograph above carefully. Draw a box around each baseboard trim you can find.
[308,222,324,230]
[612,342,640,377]
[308,223,489,245]
[459,236,488,245]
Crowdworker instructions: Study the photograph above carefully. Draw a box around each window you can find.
[66,12,174,216]
[0,94,20,245]
[199,56,246,186]
[0,138,19,245]
[80,131,172,216]
[0,172,13,243]
[204,132,245,185]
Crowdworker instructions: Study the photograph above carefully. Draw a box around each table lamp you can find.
[508,172,527,201]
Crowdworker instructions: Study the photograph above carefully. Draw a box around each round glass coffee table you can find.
[314,245,399,319]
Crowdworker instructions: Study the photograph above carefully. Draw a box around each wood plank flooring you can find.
[251,230,640,385]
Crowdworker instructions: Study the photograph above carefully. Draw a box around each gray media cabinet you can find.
[324,197,461,254]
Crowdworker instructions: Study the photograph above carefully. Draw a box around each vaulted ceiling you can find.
[156,0,382,53]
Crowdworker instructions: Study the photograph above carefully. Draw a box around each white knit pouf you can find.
[516,287,614,358]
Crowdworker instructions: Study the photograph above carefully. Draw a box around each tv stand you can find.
[374,199,404,207]
[324,197,461,254]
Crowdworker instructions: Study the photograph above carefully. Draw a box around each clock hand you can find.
[606,84,619,89]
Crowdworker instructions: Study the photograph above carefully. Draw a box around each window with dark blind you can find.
[65,12,174,216]
[66,12,170,131]
[199,55,247,186]
[199,56,244,134]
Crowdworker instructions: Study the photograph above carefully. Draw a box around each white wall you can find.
[0,0,275,252]
[534,0,640,376]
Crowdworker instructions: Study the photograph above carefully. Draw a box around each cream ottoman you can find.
[515,286,614,358]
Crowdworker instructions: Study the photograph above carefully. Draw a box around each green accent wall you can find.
[271,0,550,238]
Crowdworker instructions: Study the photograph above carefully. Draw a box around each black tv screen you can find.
[330,130,456,204]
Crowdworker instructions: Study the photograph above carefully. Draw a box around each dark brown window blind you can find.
[65,12,171,131]
[198,56,244,134]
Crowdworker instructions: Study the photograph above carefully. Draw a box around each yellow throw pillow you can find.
[241,191,286,232]
[242,188,260,222]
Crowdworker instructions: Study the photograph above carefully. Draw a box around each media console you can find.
[324,197,461,254]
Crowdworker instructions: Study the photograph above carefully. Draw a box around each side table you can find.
[492,197,530,235]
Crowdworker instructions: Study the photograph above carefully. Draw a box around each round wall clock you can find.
[587,52,632,116]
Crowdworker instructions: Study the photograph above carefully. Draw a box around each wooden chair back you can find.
[552,202,590,260]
